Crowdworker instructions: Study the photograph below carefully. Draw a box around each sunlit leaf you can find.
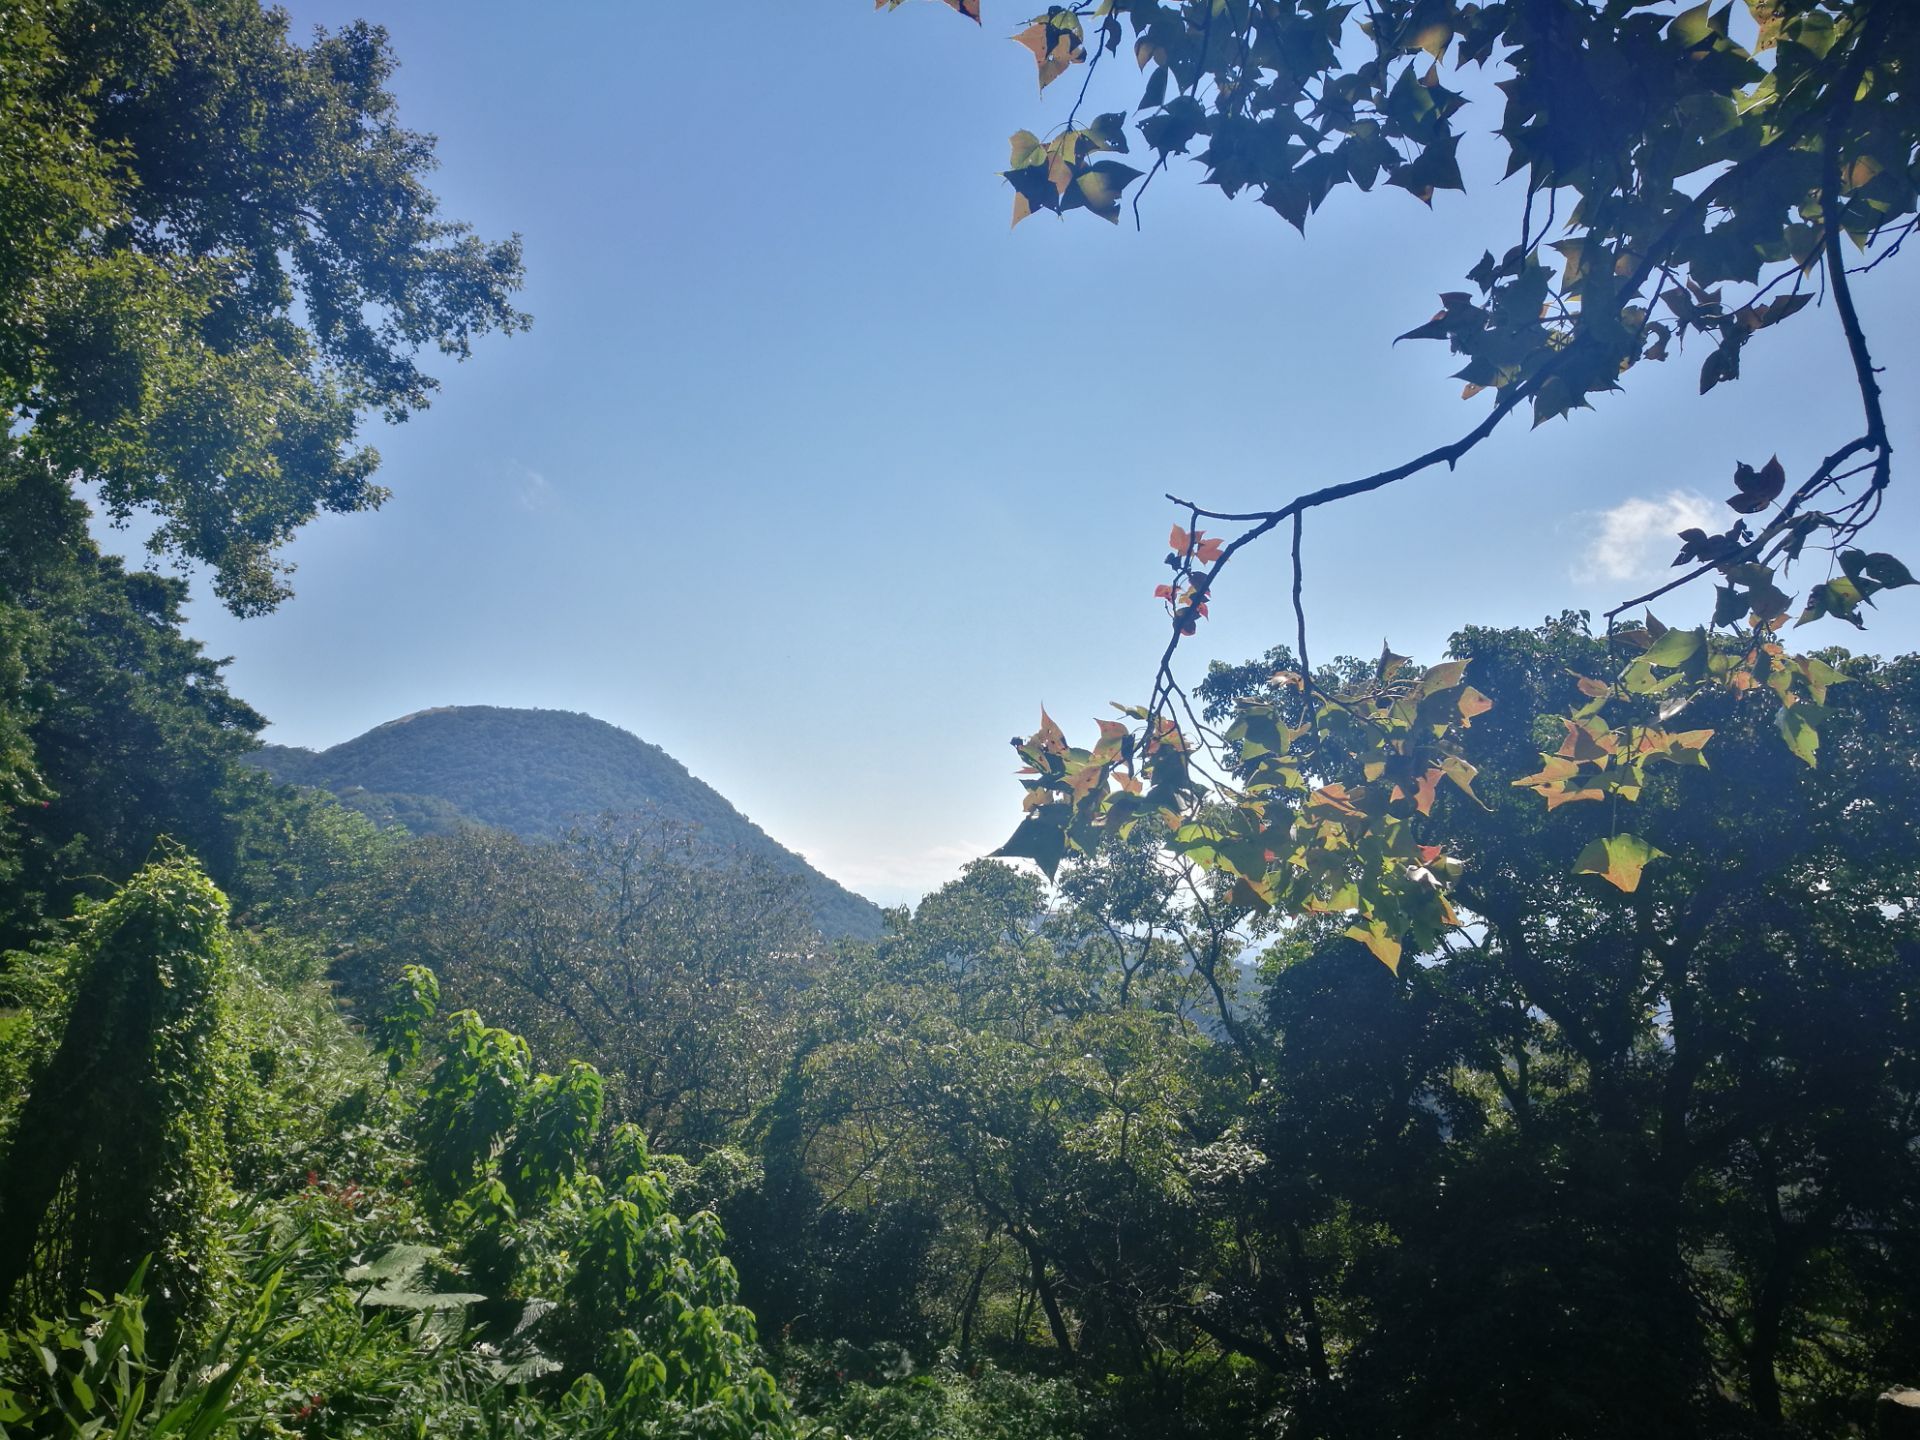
[1344,920,1403,973]
[1573,833,1666,893]
[1775,703,1820,767]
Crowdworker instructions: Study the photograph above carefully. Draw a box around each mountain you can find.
[250,705,885,940]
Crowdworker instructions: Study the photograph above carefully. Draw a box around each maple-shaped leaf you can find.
[1014,11,1086,90]
[1005,160,1063,226]
[1169,524,1190,553]
[1345,920,1404,973]
[1062,161,1143,222]
[1799,655,1848,705]
[1727,455,1785,513]
[1776,704,1820,767]
[1032,707,1067,755]
[1456,687,1493,723]
[995,811,1070,878]
[1840,549,1917,591]
[1573,833,1667,893]
[1194,535,1224,563]
[1556,716,1619,762]
[1512,755,1581,791]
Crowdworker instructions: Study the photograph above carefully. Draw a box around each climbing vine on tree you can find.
[887,0,1917,957]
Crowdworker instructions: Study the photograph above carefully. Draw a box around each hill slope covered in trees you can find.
[252,706,884,939]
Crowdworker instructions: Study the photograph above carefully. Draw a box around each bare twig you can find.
[1851,215,1919,275]
[1063,17,1105,131]
[1291,511,1314,736]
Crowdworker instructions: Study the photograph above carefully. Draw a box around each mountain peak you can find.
[251,706,882,939]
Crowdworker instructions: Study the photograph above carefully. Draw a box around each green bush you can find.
[0,856,240,1341]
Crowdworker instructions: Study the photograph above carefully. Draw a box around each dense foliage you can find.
[327,818,828,1150]
[0,871,798,1439]
[895,0,1911,617]
[0,0,527,613]
[0,855,237,1342]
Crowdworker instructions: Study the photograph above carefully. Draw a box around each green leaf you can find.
[1842,550,1916,590]
[1573,833,1666,893]
[1800,656,1847,704]
[1775,703,1820,767]
[1344,920,1403,973]
[1138,65,1170,112]
[1067,161,1144,223]
[1796,577,1870,629]
[1644,626,1704,667]
[345,1244,443,1288]
[994,810,1069,877]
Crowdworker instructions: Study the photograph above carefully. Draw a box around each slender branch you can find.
[1851,215,1919,275]
[1291,511,1315,735]
[1063,19,1105,132]
[1131,153,1168,230]
[1821,11,1891,469]
[1149,378,1536,722]
[1608,12,1896,624]
[1604,435,1877,621]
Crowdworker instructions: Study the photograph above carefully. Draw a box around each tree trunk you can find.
[1023,1236,1075,1359]
[959,1233,994,1359]
[1286,1223,1332,1386]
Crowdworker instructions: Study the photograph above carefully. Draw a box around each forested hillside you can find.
[253,707,885,940]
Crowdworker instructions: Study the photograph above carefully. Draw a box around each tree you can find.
[892,0,1909,621]
[328,815,825,1150]
[373,976,798,1439]
[0,458,338,950]
[1186,622,1920,1436]
[1,0,526,614]
[887,0,1918,949]
[738,860,1263,1388]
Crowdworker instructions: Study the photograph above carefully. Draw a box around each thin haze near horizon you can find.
[95,1,1920,908]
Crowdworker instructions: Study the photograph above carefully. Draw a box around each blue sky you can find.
[108,1,1920,906]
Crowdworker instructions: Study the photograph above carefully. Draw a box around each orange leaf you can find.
[1310,784,1367,818]
[1414,768,1442,815]
[1511,755,1580,790]
[1033,708,1067,755]
[1169,524,1190,553]
[1543,786,1606,810]
[1556,717,1618,762]
[1013,21,1083,89]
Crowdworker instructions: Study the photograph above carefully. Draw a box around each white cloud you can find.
[515,467,550,511]
[1572,490,1716,584]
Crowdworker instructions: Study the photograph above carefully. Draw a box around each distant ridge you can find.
[250,705,884,940]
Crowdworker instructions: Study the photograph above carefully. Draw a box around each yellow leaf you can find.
[1573,833,1666,893]
[1344,921,1403,973]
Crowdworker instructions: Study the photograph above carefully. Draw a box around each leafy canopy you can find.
[0,0,527,613]
[888,0,1917,958]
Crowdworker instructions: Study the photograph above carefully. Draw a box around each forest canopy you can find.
[0,0,527,613]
